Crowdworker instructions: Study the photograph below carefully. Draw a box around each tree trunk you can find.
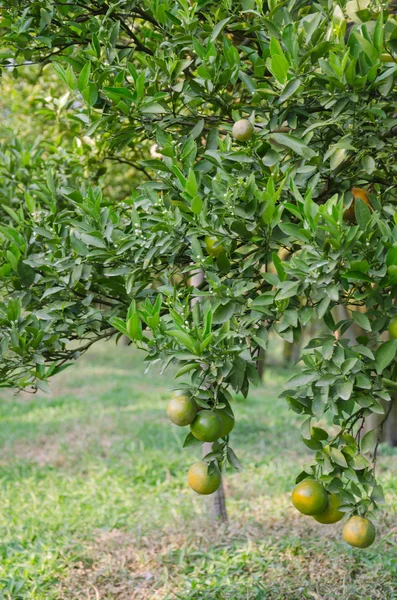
[283,341,300,366]
[202,442,228,522]
[189,269,228,520]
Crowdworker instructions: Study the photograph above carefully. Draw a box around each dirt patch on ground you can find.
[2,424,122,468]
[57,512,397,600]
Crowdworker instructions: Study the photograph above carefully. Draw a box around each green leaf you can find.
[355,198,371,229]
[183,432,202,448]
[109,317,128,336]
[269,54,289,84]
[375,340,397,374]
[285,372,317,387]
[271,133,316,159]
[337,380,353,401]
[185,168,198,197]
[126,313,143,340]
[191,195,202,215]
[82,84,98,106]
[371,484,385,504]
[168,330,197,354]
[330,447,348,468]
[373,12,384,54]
[353,32,379,62]
[278,78,301,103]
[210,17,231,41]
[78,62,91,92]
[213,302,235,325]
[352,311,371,332]
[227,447,242,470]
[141,103,169,114]
[362,155,375,174]
[352,455,369,470]
[361,429,375,454]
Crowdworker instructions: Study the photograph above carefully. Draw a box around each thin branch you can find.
[104,156,152,179]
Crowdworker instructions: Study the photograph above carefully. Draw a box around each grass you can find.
[0,343,396,599]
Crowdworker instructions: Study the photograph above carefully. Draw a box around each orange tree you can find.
[1,0,397,542]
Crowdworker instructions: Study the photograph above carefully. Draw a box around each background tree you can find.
[1,0,397,539]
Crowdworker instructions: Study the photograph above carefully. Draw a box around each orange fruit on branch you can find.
[312,493,344,524]
[292,480,328,515]
[188,460,221,495]
[232,119,254,142]
[215,407,235,437]
[204,235,224,257]
[190,410,222,442]
[166,394,197,426]
[342,516,376,548]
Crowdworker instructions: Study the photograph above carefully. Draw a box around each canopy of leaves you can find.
[0,0,396,516]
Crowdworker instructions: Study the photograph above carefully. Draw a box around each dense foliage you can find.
[1,0,397,526]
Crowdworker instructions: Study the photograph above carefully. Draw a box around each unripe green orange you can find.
[188,460,221,495]
[232,119,254,142]
[204,236,223,257]
[292,480,328,515]
[342,516,376,548]
[312,493,344,524]
[215,408,235,437]
[388,265,397,279]
[166,394,197,426]
[190,410,222,442]
[389,316,397,339]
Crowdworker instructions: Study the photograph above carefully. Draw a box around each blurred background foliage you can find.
[0,66,146,215]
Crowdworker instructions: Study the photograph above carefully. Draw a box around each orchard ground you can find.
[0,343,396,600]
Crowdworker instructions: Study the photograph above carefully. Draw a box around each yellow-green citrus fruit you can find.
[388,316,397,339]
[215,408,235,437]
[166,394,197,426]
[312,493,344,524]
[188,460,221,495]
[204,236,223,257]
[292,480,328,515]
[190,410,222,442]
[232,119,254,142]
[387,265,397,279]
[342,516,376,548]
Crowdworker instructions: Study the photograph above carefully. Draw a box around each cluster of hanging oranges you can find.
[166,391,234,495]
[292,479,376,548]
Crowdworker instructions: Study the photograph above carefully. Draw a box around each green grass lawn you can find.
[0,343,396,600]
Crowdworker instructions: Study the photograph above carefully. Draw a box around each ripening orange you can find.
[188,460,221,495]
[342,516,376,548]
[343,187,371,223]
[166,394,197,426]
[232,119,254,142]
[312,493,344,524]
[292,480,328,515]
